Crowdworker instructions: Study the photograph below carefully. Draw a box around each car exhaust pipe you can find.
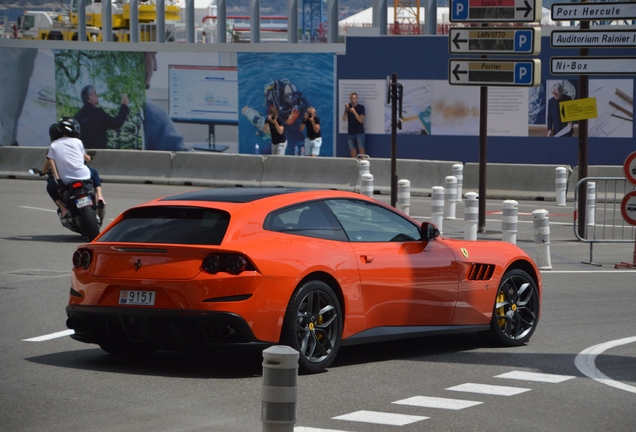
[202,323,214,337]
[220,325,236,338]
[66,316,87,332]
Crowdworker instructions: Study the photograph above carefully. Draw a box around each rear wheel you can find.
[280,280,342,374]
[78,205,100,241]
[480,269,539,346]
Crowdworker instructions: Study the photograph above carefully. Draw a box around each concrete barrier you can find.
[0,147,49,179]
[170,152,264,187]
[261,156,358,191]
[89,149,174,185]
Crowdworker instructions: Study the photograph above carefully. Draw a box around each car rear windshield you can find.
[97,206,230,245]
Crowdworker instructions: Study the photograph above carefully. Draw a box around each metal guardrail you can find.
[573,177,636,266]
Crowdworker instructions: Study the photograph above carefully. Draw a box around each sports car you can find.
[66,188,542,373]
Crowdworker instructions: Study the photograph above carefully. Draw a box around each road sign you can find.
[449,59,540,86]
[624,152,636,187]
[621,191,636,226]
[551,29,636,48]
[449,27,541,54]
[450,0,542,23]
[551,57,636,75]
[551,2,636,21]
[559,98,598,123]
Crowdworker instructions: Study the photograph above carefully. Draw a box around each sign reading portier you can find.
[551,2,636,21]
[449,27,541,54]
[449,59,541,86]
[551,57,636,75]
[450,0,542,23]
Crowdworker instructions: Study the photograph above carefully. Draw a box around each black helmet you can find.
[49,123,63,142]
[57,117,81,138]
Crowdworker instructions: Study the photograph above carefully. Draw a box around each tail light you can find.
[72,181,84,189]
[73,248,92,269]
[202,253,253,275]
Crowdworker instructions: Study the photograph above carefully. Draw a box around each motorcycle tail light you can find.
[202,253,253,275]
[72,181,83,189]
[73,249,92,269]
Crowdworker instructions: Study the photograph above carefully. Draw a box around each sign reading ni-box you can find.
[450,0,542,23]
[449,27,541,54]
[449,59,541,86]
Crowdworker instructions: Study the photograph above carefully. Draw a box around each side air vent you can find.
[467,264,495,281]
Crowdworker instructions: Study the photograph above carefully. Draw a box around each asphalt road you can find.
[1,179,634,432]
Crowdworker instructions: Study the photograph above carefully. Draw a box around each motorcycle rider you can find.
[42,117,106,220]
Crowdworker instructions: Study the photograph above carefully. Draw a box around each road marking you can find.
[393,396,482,410]
[495,371,576,383]
[446,383,531,396]
[22,329,74,342]
[332,410,428,426]
[295,428,351,432]
[543,270,636,274]
[21,206,56,213]
[575,336,636,394]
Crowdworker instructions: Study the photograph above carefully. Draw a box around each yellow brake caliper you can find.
[496,291,506,328]
[316,315,324,340]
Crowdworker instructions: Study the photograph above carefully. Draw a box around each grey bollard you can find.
[532,209,552,270]
[431,186,444,234]
[555,167,567,206]
[452,163,464,202]
[586,181,596,227]
[464,192,478,240]
[261,346,299,432]
[502,200,518,244]
[444,176,457,220]
[397,179,411,215]
[360,173,374,198]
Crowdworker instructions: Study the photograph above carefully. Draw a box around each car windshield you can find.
[97,206,230,245]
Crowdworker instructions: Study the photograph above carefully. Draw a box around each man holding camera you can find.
[265,106,287,155]
[342,92,365,158]
[299,107,321,157]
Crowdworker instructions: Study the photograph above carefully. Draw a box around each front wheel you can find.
[78,205,100,241]
[480,268,540,346]
[280,280,342,374]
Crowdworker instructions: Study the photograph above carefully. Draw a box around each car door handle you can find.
[361,255,374,263]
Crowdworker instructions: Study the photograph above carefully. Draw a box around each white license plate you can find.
[119,290,156,306]
[75,195,93,208]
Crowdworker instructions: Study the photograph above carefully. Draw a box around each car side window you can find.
[264,201,348,241]
[324,199,421,242]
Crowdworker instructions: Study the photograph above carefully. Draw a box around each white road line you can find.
[575,336,636,394]
[393,396,483,410]
[332,410,429,426]
[20,206,56,213]
[446,383,531,396]
[22,329,74,342]
[543,270,636,274]
[295,428,351,432]
[495,371,576,383]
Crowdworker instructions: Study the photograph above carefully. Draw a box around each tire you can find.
[98,342,156,358]
[480,268,540,347]
[78,205,100,241]
[280,280,342,374]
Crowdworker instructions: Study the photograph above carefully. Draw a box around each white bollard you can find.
[452,164,464,203]
[444,176,457,220]
[261,346,299,432]
[502,200,518,244]
[360,173,374,198]
[555,167,567,206]
[464,192,478,240]
[532,209,552,270]
[586,181,596,227]
[397,179,411,215]
[431,186,444,234]
[358,159,370,186]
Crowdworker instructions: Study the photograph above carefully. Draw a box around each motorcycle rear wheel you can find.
[78,206,100,241]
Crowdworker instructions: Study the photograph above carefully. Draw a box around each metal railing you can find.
[573,177,636,265]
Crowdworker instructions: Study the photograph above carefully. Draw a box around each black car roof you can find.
[159,187,308,203]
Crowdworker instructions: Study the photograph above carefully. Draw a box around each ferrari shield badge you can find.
[460,248,469,259]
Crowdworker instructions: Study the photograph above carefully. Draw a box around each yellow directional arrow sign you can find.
[559,97,598,122]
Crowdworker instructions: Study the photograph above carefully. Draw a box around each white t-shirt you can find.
[47,136,91,184]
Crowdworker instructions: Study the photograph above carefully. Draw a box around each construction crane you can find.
[393,0,420,35]
[302,0,325,42]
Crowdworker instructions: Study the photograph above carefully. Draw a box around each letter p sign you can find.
[451,0,468,20]
[515,63,533,85]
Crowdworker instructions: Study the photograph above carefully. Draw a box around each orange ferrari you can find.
[66,188,542,373]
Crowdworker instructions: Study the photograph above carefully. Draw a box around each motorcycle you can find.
[30,168,103,241]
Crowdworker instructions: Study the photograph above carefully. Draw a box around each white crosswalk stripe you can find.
[332,410,429,426]
[295,428,351,432]
[393,395,483,410]
[495,370,576,383]
[446,383,532,396]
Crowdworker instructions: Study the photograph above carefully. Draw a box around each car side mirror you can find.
[420,222,440,241]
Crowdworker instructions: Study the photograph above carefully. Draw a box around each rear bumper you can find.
[65,305,271,352]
